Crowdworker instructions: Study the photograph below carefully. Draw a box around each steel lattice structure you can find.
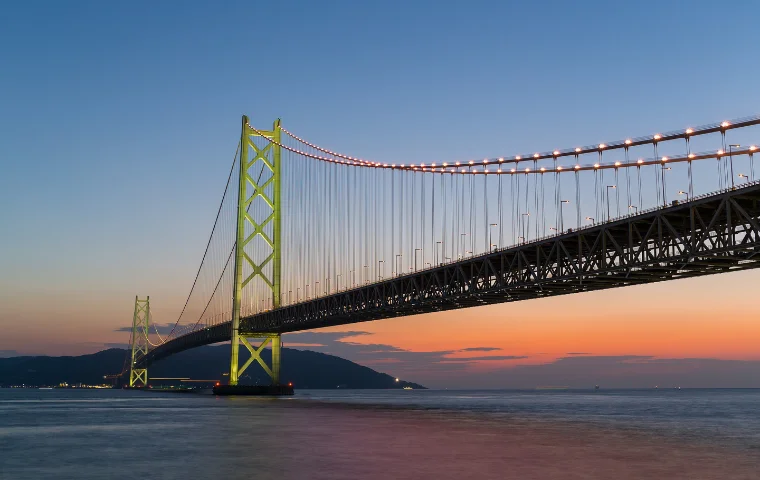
[139,182,760,368]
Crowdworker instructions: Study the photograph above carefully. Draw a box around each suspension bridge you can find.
[122,114,760,394]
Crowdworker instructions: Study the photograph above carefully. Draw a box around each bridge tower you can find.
[227,116,284,388]
[129,296,150,387]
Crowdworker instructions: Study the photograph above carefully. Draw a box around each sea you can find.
[1,388,759,479]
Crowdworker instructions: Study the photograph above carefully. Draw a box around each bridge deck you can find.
[142,183,760,367]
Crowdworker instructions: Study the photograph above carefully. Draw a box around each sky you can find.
[2,0,760,388]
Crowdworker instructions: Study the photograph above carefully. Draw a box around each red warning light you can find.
[215,382,220,386]
[288,382,293,387]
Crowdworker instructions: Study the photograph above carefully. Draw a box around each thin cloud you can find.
[452,355,528,361]
[115,323,193,335]
[459,347,501,352]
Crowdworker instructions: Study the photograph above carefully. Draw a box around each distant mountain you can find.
[0,345,425,389]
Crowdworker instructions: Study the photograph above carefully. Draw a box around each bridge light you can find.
[469,160,474,165]
[661,156,668,162]
[654,134,661,140]
[533,153,540,158]
[717,149,724,155]
[750,145,757,151]
[688,153,696,159]
[498,157,504,162]
[637,159,644,164]
[575,147,581,153]
[615,161,621,166]
[625,139,632,145]
[511,168,516,173]
[455,161,461,166]
[540,167,546,172]
[553,150,560,156]
[516,155,522,160]
[594,163,600,168]
[721,121,730,128]
[497,168,502,173]
[686,128,694,135]
[525,168,530,172]
[442,162,448,166]
[557,166,563,171]
[598,144,606,149]
[483,159,489,163]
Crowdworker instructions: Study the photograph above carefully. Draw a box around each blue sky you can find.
[1,1,760,386]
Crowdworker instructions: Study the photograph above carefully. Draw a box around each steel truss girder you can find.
[141,183,760,368]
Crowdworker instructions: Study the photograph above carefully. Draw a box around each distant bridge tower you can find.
[228,116,283,386]
[129,296,150,387]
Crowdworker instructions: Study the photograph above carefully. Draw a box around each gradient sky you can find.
[2,1,760,388]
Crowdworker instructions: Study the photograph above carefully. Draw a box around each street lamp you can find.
[489,224,498,251]
[729,144,740,188]
[435,241,442,265]
[677,190,688,202]
[586,216,595,225]
[395,254,402,276]
[628,205,638,214]
[414,248,422,271]
[459,233,467,259]
[363,265,368,284]
[606,185,616,221]
[378,260,384,280]
[738,173,750,184]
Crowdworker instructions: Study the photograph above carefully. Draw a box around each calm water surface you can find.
[1,388,759,479]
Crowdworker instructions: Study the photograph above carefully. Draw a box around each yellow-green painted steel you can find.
[129,296,150,387]
[229,117,282,386]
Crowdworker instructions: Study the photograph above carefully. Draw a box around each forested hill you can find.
[0,345,425,389]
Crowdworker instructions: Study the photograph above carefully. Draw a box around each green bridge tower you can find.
[227,116,284,389]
